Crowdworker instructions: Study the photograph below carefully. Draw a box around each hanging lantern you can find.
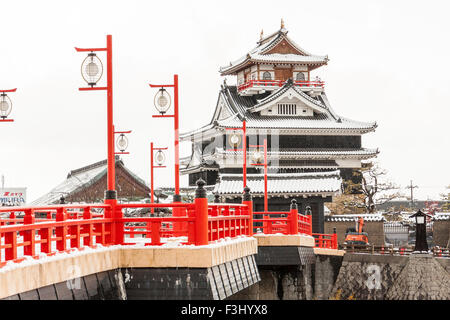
[228,132,241,148]
[116,133,129,152]
[155,150,166,166]
[81,52,103,87]
[251,149,263,164]
[0,93,12,119]
[154,88,171,114]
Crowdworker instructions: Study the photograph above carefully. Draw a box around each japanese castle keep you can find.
[180,21,378,233]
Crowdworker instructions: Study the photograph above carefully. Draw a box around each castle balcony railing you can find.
[237,79,325,95]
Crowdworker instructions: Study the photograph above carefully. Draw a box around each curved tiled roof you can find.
[209,147,379,160]
[433,213,450,221]
[30,158,149,206]
[215,170,342,196]
[325,213,386,222]
[219,28,328,75]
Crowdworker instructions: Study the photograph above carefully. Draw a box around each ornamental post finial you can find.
[281,18,285,29]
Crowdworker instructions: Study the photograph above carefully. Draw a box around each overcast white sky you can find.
[0,0,449,203]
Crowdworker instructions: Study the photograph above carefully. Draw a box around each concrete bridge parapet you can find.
[0,237,259,300]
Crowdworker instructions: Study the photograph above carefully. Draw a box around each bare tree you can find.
[441,185,450,211]
[344,162,403,213]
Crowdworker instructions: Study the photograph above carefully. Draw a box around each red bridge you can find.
[0,180,339,300]
[0,184,336,267]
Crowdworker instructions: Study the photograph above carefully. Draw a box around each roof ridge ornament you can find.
[281,18,285,29]
[260,29,264,41]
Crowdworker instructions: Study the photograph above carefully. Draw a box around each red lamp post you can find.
[75,35,116,200]
[225,119,247,188]
[0,89,17,122]
[149,75,180,198]
[250,139,268,211]
[149,75,183,234]
[150,142,167,214]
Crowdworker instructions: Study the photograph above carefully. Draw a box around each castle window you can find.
[263,71,271,80]
[277,103,297,115]
[296,72,305,81]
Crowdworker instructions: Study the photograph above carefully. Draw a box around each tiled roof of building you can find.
[433,212,450,221]
[325,213,386,222]
[214,170,342,197]
[180,83,377,140]
[30,157,148,206]
[219,28,328,75]
[208,147,379,160]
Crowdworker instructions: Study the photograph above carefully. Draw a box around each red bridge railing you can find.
[312,233,338,249]
[0,182,339,268]
[252,201,312,236]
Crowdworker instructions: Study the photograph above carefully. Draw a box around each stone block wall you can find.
[433,220,450,247]
[330,253,450,300]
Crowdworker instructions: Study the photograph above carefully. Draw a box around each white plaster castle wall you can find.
[335,159,362,168]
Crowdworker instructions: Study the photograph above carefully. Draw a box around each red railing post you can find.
[242,186,253,236]
[151,221,161,245]
[9,212,15,225]
[55,207,67,251]
[69,210,81,249]
[194,179,208,246]
[187,207,196,244]
[308,215,313,236]
[332,227,338,249]
[39,227,52,254]
[105,199,123,245]
[289,199,299,235]
[113,201,124,245]
[23,209,36,257]
[223,206,230,238]
[82,206,93,247]
[5,230,17,261]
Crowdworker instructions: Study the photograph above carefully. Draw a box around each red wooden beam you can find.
[74,47,107,52]
[79,87,108,91]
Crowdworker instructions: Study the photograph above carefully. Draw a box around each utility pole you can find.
[406,180,418,209]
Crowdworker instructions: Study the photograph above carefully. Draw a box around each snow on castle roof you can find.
[30,157,148,206]
[219,28,328,75]
[214,170,342,197]
[325,213,386,222]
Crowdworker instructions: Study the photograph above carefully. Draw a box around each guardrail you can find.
[0,181,320,268]
[0,180,255,268]
[252,199,312,236]
[313,233,338,249]
[341,244,450,257]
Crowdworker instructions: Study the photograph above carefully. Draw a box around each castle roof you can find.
[30,156,149,206]
[219,27,328,75]
[207,147,379,161]
[214,170,342,197]
[180,81,377,141]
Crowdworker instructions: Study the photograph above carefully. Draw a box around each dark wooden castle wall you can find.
[188,171,218,186]
[198,134,361,153]
[220,135,361,150]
